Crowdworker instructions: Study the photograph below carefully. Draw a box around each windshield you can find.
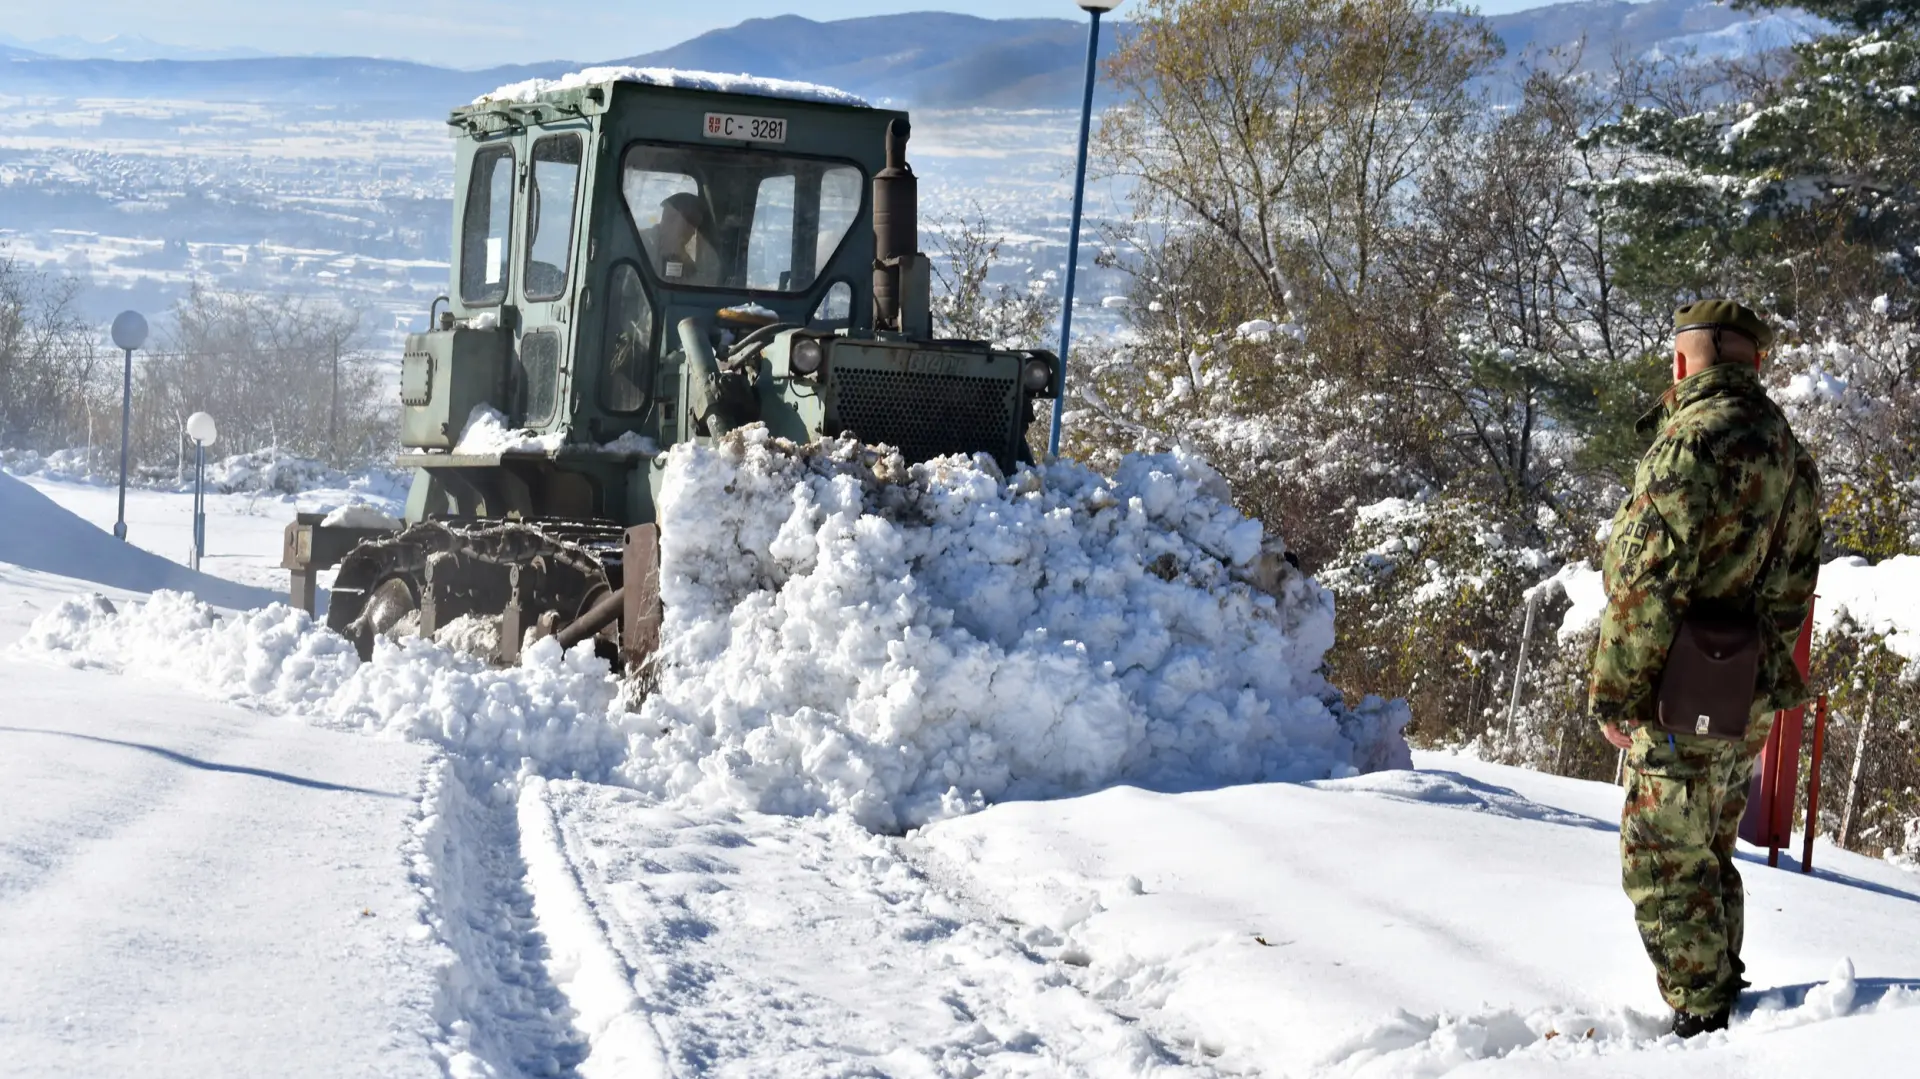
[621,144,863,294]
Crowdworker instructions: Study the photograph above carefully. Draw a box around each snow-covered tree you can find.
[1593,0,1920,320]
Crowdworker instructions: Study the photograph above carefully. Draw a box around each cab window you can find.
[460,144,514,305]
[525,135,582,302]
[601,263,654,414]
[621,143,862,294]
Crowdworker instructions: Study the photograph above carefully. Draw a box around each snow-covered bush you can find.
[1064,319,1415,569]
[2,443,408,502]
[1317,494,1580,752]
[1769,311,1920,559]
[203,447,406,499]
[1805,617,1920,861]
[0,446,107,484]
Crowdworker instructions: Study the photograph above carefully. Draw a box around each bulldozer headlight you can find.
[792,337,825,377]
[1021,355,1054,392]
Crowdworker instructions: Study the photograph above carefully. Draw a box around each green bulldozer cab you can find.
[392,71,1057,530]
[285,71,1059,665]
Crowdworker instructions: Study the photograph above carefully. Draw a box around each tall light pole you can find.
[109,310,147,541]
[1048,0,1122,459]
[186,412,218,571]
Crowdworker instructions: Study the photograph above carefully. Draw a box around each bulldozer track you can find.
[327,520,624,662]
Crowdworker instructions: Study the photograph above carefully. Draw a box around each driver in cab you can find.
[641,192,718,286]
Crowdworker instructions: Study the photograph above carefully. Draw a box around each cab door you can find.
[511,126,590,431]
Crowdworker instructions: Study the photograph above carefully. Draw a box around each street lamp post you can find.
[109,311,148,541]
[1048,0,1122,459]
[186,412,218,571]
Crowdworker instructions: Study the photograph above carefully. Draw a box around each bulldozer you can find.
[281,70,1059,666]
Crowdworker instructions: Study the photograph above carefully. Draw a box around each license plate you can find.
[704,112,787,143]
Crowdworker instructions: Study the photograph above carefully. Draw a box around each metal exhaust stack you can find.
[872,118,916,333]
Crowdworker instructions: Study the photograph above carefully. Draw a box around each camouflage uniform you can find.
[1590,360,1821,1016]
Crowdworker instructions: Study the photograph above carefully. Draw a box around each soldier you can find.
[1589,300,1821,1037]
[639,192,719,286]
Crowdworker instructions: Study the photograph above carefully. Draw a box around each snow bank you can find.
[0,471,276,610]
[479,67,868,108]
[15,430,1409,833]
[19,591,637,779]
[620,430,1409,831]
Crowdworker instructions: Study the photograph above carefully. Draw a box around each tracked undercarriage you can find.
[307,519,660,668]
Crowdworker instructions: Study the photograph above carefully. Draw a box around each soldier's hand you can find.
[1601,722,1634,750]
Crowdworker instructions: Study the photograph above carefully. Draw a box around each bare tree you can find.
[0,255,102,453]
[929,206,1059,349]
[131,285,390,468]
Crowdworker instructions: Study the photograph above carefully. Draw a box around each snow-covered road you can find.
[0,654,442,1078]
[523,778,1209,1078]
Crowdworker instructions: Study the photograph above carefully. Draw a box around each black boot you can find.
[1671,1007,1731,1038]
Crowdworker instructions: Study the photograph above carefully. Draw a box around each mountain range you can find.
[0,2,1830,111]
[0,32,271,62]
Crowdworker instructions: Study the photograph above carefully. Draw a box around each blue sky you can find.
[5,0,1557,68]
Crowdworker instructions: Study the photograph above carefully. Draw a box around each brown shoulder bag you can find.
[1655,601,1761,741]
[1654,494,1791,742]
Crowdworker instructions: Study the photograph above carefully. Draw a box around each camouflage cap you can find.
[1673,299,1773,352]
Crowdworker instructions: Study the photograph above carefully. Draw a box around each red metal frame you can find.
[1741,603,1816,861]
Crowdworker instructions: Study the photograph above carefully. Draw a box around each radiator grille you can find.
[829,366,1018,466]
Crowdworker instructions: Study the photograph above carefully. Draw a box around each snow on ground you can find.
[0,470,277,608]
[0,654,443,1077]
[5,432,1919,1076]
[914,752,1920,1077]
[4,462,400,596]
[522,780,1204,1077]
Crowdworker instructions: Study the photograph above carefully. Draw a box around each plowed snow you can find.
[18,432,1408,831]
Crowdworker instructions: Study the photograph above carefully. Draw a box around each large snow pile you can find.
[620,430,1409,830]
[13,431,1409,832]
[0,470,276,610]
[479,67,869,108]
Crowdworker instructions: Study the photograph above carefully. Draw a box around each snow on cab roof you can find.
[476,66,870,108]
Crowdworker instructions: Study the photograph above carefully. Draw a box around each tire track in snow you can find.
[516,778,672,1078]
[525,778,1219,1078]
[406,758,591,1079]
